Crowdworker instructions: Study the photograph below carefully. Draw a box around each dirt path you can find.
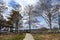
[23,33,34,40]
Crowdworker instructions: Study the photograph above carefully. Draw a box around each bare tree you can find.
[54,5,60,30]
[36,0,60,32]
[24,5,41,32]
[35,0,52,31]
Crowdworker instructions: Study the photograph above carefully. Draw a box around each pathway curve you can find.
[23,33,34,40]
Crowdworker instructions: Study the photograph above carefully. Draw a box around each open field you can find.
[0,33,25,40]
[32,34,60,40]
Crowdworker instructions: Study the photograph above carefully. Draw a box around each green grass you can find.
[0,33,25,40]
[32,34,60,40]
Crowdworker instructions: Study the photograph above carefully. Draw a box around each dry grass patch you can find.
[0,33,25,40]
[32,34,60,40]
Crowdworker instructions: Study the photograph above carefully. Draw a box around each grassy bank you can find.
[0,33,25,40]
[32,34,60,40]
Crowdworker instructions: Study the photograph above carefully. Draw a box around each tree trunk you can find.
[48,13,52,32]
[10,26,13,32]
[29,15,31,33]
[15,19,19,33]
[0,26,1,32]
[58,14,60,31]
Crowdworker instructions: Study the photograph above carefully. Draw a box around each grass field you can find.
[32,34,60,40]
[0,33,25,40]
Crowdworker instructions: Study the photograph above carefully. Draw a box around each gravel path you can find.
[23,33,34,40]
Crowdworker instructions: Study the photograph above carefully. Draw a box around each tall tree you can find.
[35,0,52,31]
[36,0,60,32]
[7,10,22,32]
[24,5,41,32]
[54,5,60,30]
[24,5,33,32]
